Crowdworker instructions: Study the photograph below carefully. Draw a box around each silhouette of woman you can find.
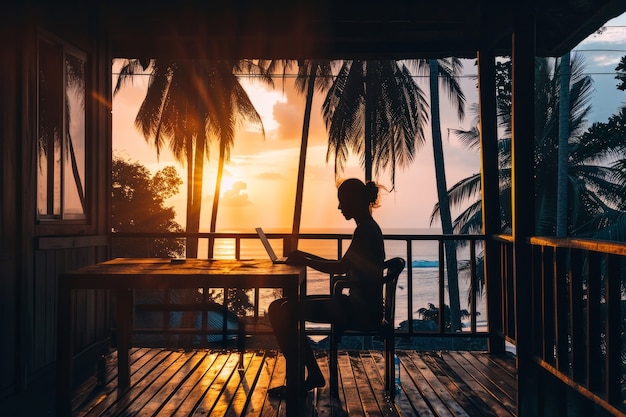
[268,178,385,397]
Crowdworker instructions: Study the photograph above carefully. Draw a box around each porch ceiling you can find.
[100,0,626,60]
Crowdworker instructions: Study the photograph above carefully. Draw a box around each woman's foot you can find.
[305,372,325,391]
[267,385,308,399]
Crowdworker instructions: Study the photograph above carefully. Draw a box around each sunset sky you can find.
[112,13,626,233]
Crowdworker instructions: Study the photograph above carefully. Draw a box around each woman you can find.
[268,178,386,397]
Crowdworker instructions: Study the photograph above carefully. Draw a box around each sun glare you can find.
[240,79,286,132]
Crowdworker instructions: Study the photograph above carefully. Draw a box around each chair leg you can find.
[237,319,245,371]
[329,329,339,397]
[385,334,395,400]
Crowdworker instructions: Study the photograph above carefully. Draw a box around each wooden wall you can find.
[0,8,20,397]
[0,4,113,398]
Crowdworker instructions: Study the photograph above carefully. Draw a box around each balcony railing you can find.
[111,232,490,349]
[496,235,626,414]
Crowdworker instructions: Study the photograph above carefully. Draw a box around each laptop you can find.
[255,227,288,263]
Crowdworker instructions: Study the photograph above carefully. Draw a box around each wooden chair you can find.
[329,257,406,399]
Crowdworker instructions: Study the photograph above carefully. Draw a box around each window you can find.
[37,35,87,220]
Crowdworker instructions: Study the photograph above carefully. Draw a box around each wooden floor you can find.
[67,348,517,417]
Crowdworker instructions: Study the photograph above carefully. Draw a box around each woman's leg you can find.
[268,297,291,356]
[268,296,340,389]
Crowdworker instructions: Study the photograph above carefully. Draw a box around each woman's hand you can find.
[286,250,308,265]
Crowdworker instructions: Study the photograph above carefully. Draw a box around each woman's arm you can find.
[287,250,350,275]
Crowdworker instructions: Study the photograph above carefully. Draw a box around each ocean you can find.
[202,228,487,333]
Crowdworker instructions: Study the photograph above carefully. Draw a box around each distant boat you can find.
[412,260,439,268]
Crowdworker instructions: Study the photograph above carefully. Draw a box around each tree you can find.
[577,107,626,241]
[616,55,626,91]
[556,52,571,237]
[322,60,429,186]
[111,155,184,258]
[425,58,466,332]
[442,55,626,240]
[288,60,334,249]
[115,59,268,258]
[207,60,268,257]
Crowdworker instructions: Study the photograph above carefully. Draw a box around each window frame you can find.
[36,31,89,224]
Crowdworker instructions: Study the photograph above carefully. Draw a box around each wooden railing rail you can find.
[528,236,626,413]
[110,232,491,346]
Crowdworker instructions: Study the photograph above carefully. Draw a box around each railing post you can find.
[605,253,621,405]
[477,46,504,354]
[511,1,537,415]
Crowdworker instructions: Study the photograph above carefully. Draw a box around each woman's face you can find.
[337,190,357,220]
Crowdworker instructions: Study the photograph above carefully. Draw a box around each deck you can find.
[61,348,517,417]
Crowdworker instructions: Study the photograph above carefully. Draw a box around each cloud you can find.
[255,172,285,181]
[222,181,252,207]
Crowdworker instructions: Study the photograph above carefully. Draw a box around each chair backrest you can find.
[382,257,406,326]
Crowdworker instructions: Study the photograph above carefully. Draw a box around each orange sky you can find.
[112,63,480,232]
[112,15,626,233]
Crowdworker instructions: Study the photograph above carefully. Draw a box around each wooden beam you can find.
[511,3,537,416]
[477,48,505,354]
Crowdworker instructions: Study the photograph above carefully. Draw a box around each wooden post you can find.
[511,3,537,416]
[477,47,505,354]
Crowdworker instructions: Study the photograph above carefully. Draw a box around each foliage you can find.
[416,303,476,331]
[441,55,626,240]
[616,55,626,91]
[111,155,185,257]
[114,58,269,258]
[322,60,429,186]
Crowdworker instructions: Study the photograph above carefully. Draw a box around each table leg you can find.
[115,289,132,391]
[55,277,72,417]
[284,284,302,417]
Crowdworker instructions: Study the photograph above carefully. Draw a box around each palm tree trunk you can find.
[429,59,461,332]
[290,61,318,252]
[187,129,206,258]
[364,60,374,182]
[556,53,570,237]
[185,137,195,257]
[209,139,226,258]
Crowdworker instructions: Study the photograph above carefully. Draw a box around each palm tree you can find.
[556,52,571,237]
[321,58,467,331]
[322,60,429,187]
[207,60,269,257]
[289,60,334,250]
[425,58,466,332]
[115,59,268,257]
[440,55,625,241]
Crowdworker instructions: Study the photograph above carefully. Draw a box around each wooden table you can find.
[55,258,306,416]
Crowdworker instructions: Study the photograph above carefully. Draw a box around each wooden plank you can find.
[167,351,231,417]
[100,350,181,416]
[241,351,279,417]
[189,352,249,415]
[359,351,399,417]
[338,351,365,417]
[464,352,517,395]
[446,352,516,413]
[153,351,220,417]
[409,352,470,417]
[122,350,197,416]
[439,352,515,417]
[223,351,266,417]
[312,349,348,417]
[69,349,518,417]
[393,351,436,417]
[79,348,164,417]
[348,351,382,416]
[485,353,517,379]
[261,351,286,417]
[421,353,497,417]
[402,351,454,417]
[137,351,208,416]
